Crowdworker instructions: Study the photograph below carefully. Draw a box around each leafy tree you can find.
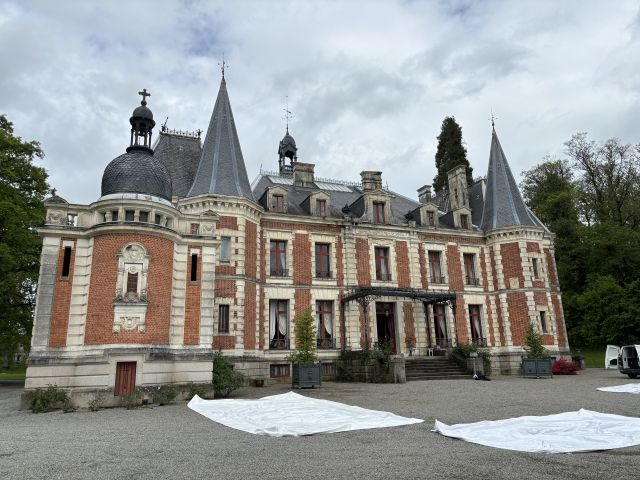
[564,133,640,228]
[0,114,51,367]
[433,116,473,194]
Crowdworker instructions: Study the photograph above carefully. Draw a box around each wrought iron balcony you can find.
[314,270,333,279]
[465,276,481,286]
[269,338,290,350]
[376,273,392,281]
[430,275,447,284]
[270,269,289,278]
[316,338,336,349]
[434,337,451,348]
[471,337,487,347]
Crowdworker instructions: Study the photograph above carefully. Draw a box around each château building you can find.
[25,73,569,402]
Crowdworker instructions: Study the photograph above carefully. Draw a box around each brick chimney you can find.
[293,162,315,187]
[417,185,432,204]
[360,171,383,191]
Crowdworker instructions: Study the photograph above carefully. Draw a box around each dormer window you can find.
[427,211,435,227]
[460,214,469,229]
[272,194,285,213]
[373,202,385,224]
[316,199,326,217]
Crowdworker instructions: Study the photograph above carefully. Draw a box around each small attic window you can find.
[272,194,285,213]
[460,214,469,229]
[316,199,326,217]
[427,211,435,227]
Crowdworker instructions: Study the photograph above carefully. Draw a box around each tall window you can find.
[315,243,331,278]
[270,240,288,276]
[126,272,138,293]
[61,246,72,278]
[464,253,479,286]
[218,305,230,333]
[427,211,435,227]
[539,311,548,333]
[428,250,444,284]
[375,247,391,281]
[532,258,539,278]
[433,304,448,347]
[316,301,333,349]
[469,305,484,345]
[190,253,198,282]
[269,300,289,349]
[316,199,326,216]
[272,194,285,212]
[373,202,385,224]
[220,237,231,263]
[460,214,469,229]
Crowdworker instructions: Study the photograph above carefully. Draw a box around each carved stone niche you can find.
[113,243,149,333]
[200,210,218,237]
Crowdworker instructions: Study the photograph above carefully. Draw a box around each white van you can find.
[618,345,640,379]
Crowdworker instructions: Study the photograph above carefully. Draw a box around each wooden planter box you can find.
[522,357,553,378]
[292,363,322,388]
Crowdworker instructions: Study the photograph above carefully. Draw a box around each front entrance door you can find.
[375,302,396,354]
[114,361,137,396]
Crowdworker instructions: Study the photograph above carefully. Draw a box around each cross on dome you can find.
[138,88,151,106]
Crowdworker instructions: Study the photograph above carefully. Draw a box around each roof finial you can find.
[490,110,497,130]
[138,88,151,106]
[219,53,227,79]
[282,95,292,134]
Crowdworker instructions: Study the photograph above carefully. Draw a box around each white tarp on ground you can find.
[187,392,423,437]
[598,383,640,394]
[433,409,640,453]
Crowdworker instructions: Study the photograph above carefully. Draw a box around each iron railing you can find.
[430,275,447,284]
[465,276,481,286]
[471,337,487,347]
[270,269,290,277]
[316,338,336,349]
[376,273,392,281]
[315,270,333,279]
[269,338,290,350]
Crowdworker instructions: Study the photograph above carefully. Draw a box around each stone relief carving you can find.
[112,315,146,333]
[123,244,145,262]
[46,210,67,225]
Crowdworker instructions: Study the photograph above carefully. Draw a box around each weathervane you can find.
[489,110,498,129]
[282,96,292,134]
[219,53,227,79]
[138,88,151,106]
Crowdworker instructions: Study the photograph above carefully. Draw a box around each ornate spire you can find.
[187,76,254,200]
[480,127,540,231]
[127,89,156,153]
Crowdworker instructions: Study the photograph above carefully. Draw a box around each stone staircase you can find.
[405,356,470,381]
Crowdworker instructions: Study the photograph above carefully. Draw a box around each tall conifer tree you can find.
[433,116,473,194]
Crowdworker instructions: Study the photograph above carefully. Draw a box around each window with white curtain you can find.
[269,300,289,349]
[316,300,333,349]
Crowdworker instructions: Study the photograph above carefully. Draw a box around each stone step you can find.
[406,374,470,381]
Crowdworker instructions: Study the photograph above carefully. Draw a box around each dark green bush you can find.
[212,350,245,398]
[29,385,73,413]
[187,383,210,400]
[151,385,178,405]
[453,343,492,376]
[119,388,143,409]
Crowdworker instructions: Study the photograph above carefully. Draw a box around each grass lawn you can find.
[0,365,26,381]
[574,347,607,369]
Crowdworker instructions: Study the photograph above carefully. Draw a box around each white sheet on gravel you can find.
[597,383,640,394]
[433,409,640,453]
[187,391,423,437]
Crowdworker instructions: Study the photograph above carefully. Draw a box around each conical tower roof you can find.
[187,77,254,200]
[480,127,540,231]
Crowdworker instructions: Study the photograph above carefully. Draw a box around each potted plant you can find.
[522,323,553,378]
[287,308,322,388]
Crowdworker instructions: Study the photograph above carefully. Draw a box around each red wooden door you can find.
[114,362,136,396]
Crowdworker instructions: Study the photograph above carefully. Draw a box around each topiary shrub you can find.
[552,358,579,375]
[28,385,73,413]
[286,308,318,365]
[523,323,549,358]
[212,350,245,398]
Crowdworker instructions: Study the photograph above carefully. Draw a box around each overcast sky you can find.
[2,0,639,204]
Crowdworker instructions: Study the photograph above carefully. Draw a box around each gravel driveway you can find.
[1,369,638,480]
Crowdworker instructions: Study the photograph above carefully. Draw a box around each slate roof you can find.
[187,78,254,200]
[251,173,465,229]
[480,128,546,231]
[101,149,173,201]
[153,132,202,198]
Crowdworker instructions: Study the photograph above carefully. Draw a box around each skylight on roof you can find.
[315,181,352,192]
[268,176,294,185]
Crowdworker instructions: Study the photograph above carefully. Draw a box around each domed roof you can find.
[281,132,296,147]
[132,104,154,121]
[101,150,172,201]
